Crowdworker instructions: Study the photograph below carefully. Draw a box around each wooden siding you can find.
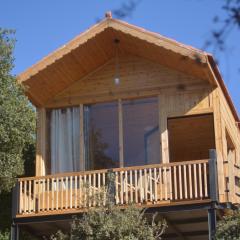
[218,88,240,204]
[46,55,210,108]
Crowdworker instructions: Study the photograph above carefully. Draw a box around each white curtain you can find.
[50,107,80,174]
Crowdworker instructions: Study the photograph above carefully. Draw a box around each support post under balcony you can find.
[209,149,219,202]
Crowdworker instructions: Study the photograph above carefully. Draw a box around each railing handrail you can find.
[17,159,209,182]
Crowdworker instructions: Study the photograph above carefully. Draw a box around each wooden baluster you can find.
[130,170,133,203]
[115,172,119,204]
[174,166,177,200]
[33,180,36,214]
[38,180,41,212]
[88,174,92,207]
[70,176,73,209]
[56,178,58,210]
[65,177,68,209]
[189,164,193,199]
[164,167,168,200]
[51,178,55,210]
[199,164,203,198]
[139,169,143,203]
[154,168,157,202]
[204,163,208,197]
[144,169,148,201]
[93,173,96,206]
[194,164,197,198]
[24,180,27,213]
[61,177,63,210]
[179,165,183,200]
[149,169,153,202]
[183,165,187,199]
[79,175,82,208]
[159,167,163,201]
[75,176,77,208]
[84,175,87,207]
[134,170,138,203]
[120,171,123,204]
[98,173,101,206]
[46,178,49,211]
[169,166,173,200]
[28,180,32,213]
[125,171,128,204]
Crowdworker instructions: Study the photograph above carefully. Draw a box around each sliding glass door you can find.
[49,96,161,173]
[84,102,119,170]
[122,97,160,167]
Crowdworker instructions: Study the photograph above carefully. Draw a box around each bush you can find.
[215,210,240,239]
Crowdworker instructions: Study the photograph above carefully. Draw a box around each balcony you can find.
[14,158,219,218]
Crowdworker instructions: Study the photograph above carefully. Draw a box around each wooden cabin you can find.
[12,13,240,240]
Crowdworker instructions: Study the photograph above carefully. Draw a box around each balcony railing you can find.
[15,159,212,217]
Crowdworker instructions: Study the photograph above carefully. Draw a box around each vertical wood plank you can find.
[174,166,177,200]
[134,170,138,203]
[179,165,183,200]
[194,164,197,198]
[189,164,193,199]
[130,170,133,202]
[154,168,157,201]
[115,172,119,204]
[183,165,187,199]
[36,108,47,176]
[199,164,203,198]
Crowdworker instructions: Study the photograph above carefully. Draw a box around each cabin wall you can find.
[217,87,240,203]
[46,55,210,108]
[36,55,213,177]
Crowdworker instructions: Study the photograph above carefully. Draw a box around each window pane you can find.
[123,97,160,167]
[84,102,119,170]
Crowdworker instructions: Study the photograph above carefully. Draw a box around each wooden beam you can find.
[36,108,47,176]
[212,88,225,202]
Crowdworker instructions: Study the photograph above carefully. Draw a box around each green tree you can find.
[0,28,35,193]
[215,210,240,239]
[50,174,167,240]
[0,28,36,239]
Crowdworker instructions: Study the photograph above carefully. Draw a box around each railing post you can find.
[12,181,19,218]
[209,149,219,202]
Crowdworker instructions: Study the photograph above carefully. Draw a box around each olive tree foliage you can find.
[50,173,167,240]
[215,210,240,240]
[0,28,35,193]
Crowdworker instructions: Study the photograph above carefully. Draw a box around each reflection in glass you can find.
[84,102,119,170]
[123,97,160,167]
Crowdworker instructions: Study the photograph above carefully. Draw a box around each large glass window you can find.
[84,102,119,170]
[122,97,160,167]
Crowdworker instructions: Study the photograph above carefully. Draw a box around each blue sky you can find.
[1,0,239,113]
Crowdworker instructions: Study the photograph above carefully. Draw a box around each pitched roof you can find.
[17,15,239,123]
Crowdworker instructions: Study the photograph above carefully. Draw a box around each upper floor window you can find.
[49,96,161,173]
